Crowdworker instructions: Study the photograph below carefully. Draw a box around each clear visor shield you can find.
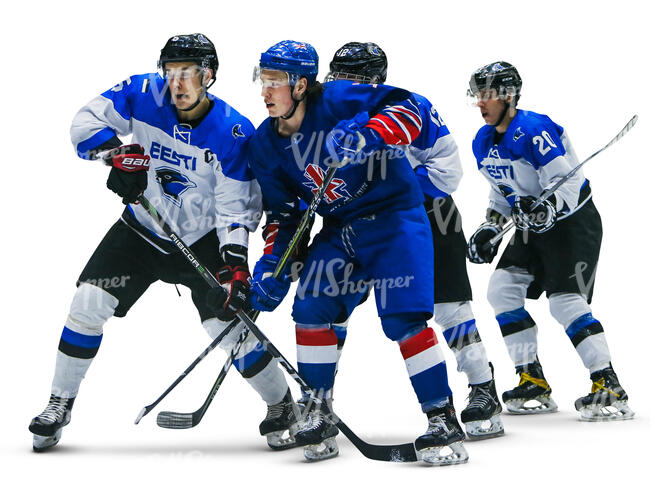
[466,86,518,107]
[160,65,205,82]
[252,66,291,89]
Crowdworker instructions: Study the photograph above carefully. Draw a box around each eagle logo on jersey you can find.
[513,127,525,141]
[173,124,192,144]
[232,124,245,139]
[155,167,197,207]
[302,164,351,204]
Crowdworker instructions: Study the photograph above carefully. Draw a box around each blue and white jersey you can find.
[247,80,424,259]
[70,73,261,251]
[472,110,588,219]
[404,93,462,198]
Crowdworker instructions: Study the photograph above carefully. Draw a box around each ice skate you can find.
[502,360,557,414]
[461,372,504,440]
[295,401,339,462]
[259,389,300,450]
[415,402,468,466]
[575,365,634,422]
[29,395,75,452]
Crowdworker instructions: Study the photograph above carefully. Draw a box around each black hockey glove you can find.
[467,210,506,264]
[512,195,557,233]
[206,244,251,320]
[104,144,150,205]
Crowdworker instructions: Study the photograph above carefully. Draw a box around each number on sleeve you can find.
[532,130,557,156]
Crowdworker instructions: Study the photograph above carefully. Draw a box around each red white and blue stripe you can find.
[399,327,451,408]
[366,100,423,145]
[296,325,338,396]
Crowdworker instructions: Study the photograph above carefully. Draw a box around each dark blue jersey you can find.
[247,80,424,258]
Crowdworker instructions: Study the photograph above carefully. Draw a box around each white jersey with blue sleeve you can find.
[70,73,262,252]
[472,110,588,219]
[404,93,463,198]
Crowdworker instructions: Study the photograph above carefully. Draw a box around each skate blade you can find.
[505,396,558,415]
[33,430,62,452]
[303,437,339,462]
[267,424,299,451]
[418,441,469,466]
[577,401,635,422]
[465,415,505,440]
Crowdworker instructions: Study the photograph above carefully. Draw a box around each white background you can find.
[1,0,647,486]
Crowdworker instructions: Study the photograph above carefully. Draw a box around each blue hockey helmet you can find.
[256,40,319,86]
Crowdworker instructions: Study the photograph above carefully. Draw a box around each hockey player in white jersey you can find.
[321,42,504,439]
[28,34,298,451]
[466,61,634,421]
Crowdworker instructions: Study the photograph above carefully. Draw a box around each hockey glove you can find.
[249,255,291,312]
[512,195,557,233]
[104,144,150,205]
[325,112,383,167]
[467,210,506,264]
[207,244,251,320]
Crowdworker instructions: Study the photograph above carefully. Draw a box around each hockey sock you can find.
[295,324,338,399]
[398,327,452,412]
[495,307,539,367]
[435,302,491,385]
[51,284,117,398]
[565,313,611,373]
[203,317,288,405]
[548,294,612,373]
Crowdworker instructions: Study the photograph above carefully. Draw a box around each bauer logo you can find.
[120,157,150,171]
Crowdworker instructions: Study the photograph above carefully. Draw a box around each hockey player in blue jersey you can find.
[28,34,298,452]
[321,42,503,439]
[246,40,467,465]
[466,61,634,421]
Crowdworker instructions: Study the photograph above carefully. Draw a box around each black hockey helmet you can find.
[325,42,387,83]
[158,33,218,86]
[468,61,522,104]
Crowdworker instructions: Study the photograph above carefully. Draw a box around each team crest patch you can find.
[232,124,245,139]
[173,124,192,144]
[155,167,197,207]
[513,127,525,141]
[302,164,351,204]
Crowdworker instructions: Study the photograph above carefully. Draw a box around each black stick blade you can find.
[156,411,197,429]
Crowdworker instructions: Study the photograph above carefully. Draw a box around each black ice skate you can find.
[574,365,635,421]
[502,360,558,414]
[294,400,339,462]
[461,369,504,440]
[28,395,75,452]
[415,401,468,466]
[258,389,300,450]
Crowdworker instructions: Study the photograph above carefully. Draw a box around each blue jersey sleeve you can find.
[521,116,567,169]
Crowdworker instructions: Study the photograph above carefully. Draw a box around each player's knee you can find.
[548,293,591,327]
[434,301,474,330]
[487,269,524,314]
[68,283,118,334]
[203,317,242,350]
[381,312,428,342]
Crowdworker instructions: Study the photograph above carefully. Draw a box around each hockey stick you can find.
[155,167,337,429]
[486,114,638,248]
[137,177,420,462]
[134,318,239,424]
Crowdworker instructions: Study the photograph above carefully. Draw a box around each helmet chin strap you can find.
[280,85,305,120]
[176,72,214,113]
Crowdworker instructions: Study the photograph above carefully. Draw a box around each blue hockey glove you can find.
[512,195,557,233]
[325,112,383,166]
[249,255,291,312]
